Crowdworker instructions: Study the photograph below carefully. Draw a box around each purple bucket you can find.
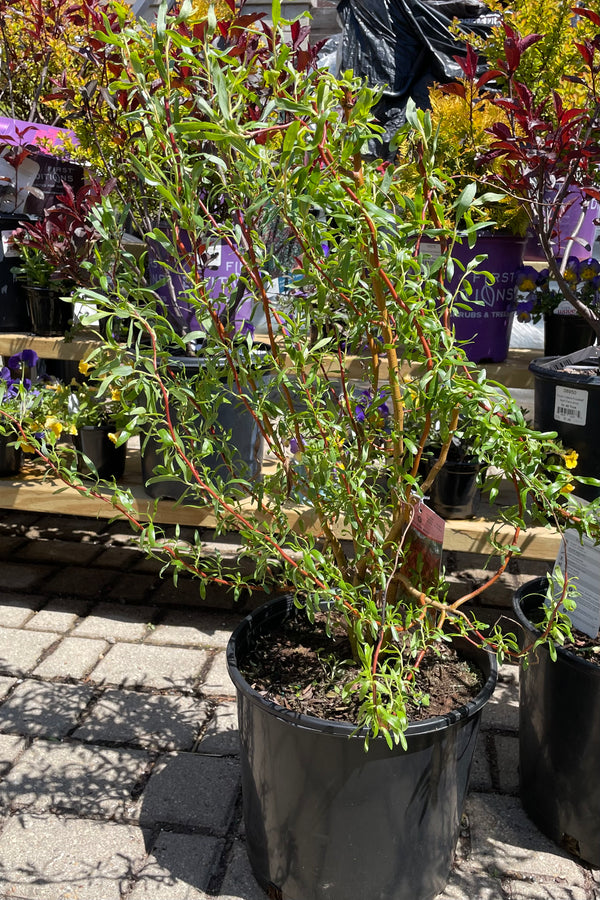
[449,234,526,364]
[525,189,599,262]
[147,236,250,336]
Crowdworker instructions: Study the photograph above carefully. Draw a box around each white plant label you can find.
[553,529,600,638]
[554,385,588,426]
[1,230,18,258]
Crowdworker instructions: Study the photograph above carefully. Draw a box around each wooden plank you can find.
[0,334,100,361]
[0,447,561,559]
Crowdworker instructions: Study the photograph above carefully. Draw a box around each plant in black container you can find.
[9,6,600,900]
[516,257,599,357]
[11,179,113,336]
[513,574,600,867]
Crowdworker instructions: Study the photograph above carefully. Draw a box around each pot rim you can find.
[513,576,600,671]
[227,593,498,741]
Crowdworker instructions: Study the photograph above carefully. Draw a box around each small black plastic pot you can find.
[419,448,483,519]
[426,458,483,519]
[23,284,72,336]
[74,425,127,480]
[227,595,497,900]
[513,578,600,866]
[0,214,33,332]
[543,312,596,358]
[0,432,22,476]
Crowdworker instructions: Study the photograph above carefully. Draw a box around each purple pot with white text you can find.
[449,234,526,364]
[147,234,258,336]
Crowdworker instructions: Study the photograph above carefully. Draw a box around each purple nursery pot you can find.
[449,234,526,364]
[147,235,253,336]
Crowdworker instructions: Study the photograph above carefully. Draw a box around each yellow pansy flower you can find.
[564,450,578,470]
[44,416,63,438]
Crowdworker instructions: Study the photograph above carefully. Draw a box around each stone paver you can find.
[198,702,239,755]
[107,572,158,604]
[509,881,588,899]
[466,794,587,886]
[469,734,492,793]
[33,636,109,679]
[15,539,102,566]
[89,643,208,690]
[0,594,40,627]
[139,753,239,832]
[201,651,235,697]
[0,812,147,900]
[0,740,150,818]
[129,831,223,899]
[495,734,520,794]
[42,565,117,598]
[0,628,60,676]
[481,674,520,732]
[438,869,506,899]
[146,611,242,649]
[0,681,94,738]
[72,602,159,641]
[73,690,206,751]
[0,562,56,591]
[24,597,90,633]
[0,676,16,700]
[220,842,268,900]
[0,734,26,775]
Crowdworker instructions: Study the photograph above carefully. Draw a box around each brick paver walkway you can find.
[0,510,597,899]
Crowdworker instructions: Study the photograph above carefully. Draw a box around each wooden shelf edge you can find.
[0,461,561,560]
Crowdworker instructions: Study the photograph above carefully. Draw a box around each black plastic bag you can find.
[337,0,497,157]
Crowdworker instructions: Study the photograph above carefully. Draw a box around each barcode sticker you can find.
[554,386,588,426]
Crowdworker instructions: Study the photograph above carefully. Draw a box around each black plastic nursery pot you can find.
[530,346,600,501]
[425,458,483,520]
[227,596,498,900]
[0,214,33,332]
[23,284,71,336]
[513,578,600,866]
[74,426,127,481]
[0,433,22,476]
[543,312,596,358]
[141,354,266,501]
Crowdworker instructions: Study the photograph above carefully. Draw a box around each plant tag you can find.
[552,528,600,638]
[204,242,222,269]
[552,300,578,316]
[1,230,18,258]
[400,499,445,592]
[554,385,588,426]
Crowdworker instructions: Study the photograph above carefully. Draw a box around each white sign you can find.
[554,385,588,426]
[553,528,600,638]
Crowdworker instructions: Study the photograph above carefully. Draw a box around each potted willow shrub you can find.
[12,6,600,900]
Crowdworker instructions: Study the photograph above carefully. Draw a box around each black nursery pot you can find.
[513,578,600,866]
[530,347,600,501]
[0,433,22,476]
[141,353,266,501]
[23,284,71,336]
[227,596,497,900]
[425,457,483,519]
[74,426,127,480]
[0,214,33,332]
[543,312,596,358]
